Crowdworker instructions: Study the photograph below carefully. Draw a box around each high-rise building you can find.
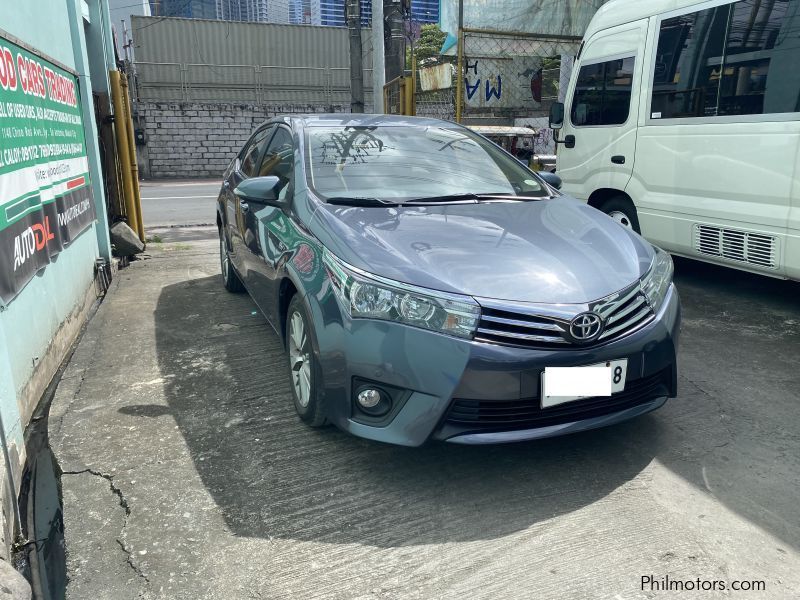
[150,0,217,19]
[318,0,372,27]
[319,1,438,27]
[410,0,438,24]
[290,0,321,25]
[216,0,244,20]
[213,0,290,23]
[154,0,437,26]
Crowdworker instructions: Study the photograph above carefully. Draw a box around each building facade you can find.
[0,0,115,593]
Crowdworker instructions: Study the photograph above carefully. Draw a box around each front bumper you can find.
[309,284,680,447]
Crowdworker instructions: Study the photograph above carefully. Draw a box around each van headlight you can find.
[641,247,673,313]
[323,249,480,339]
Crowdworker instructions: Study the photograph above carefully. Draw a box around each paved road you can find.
[140,179,221,229]
[51,226,800,599]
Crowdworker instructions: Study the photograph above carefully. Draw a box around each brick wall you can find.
[134,102,352,179]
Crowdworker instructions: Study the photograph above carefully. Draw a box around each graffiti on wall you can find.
[463,57,547,110]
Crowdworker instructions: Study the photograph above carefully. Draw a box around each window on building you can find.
[570,56,635,126]
[652,0,800,119]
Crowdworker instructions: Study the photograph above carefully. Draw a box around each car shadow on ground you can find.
[139,258,800,550]
[140,274,663,547]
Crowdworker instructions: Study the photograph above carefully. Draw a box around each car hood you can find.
[309,197,654,305]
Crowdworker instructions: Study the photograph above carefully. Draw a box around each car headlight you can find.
[641,247,673,313]
[323,249,480,339]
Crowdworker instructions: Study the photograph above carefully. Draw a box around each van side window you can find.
[570,57,635,126]
[652,0,799,119]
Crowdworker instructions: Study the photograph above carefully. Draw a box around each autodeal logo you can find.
[12,216,54,270]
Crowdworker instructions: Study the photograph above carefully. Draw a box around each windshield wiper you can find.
[326,196,400,207]
[403,192,547,204]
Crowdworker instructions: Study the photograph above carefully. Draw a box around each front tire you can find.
[220,231,245,293]
[599,196,641,234]
[286,295,327,427]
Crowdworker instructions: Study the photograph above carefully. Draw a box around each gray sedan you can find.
[215,114,680,446]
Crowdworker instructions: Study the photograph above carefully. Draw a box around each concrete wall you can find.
[136,101,354,179]
[0,1,114,587]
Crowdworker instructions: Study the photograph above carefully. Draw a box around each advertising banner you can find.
[0,34,96,305]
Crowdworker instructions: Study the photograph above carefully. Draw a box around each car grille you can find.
[475,282,655,350]
[442,368,671,432]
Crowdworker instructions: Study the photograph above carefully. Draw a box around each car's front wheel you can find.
[286,294,327,426]
[219,231,244,293]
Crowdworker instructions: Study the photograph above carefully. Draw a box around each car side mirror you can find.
[549,102,565,130]
[234,176,283,206]
[538,171,562,190]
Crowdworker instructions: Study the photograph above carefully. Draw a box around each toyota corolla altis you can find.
[216,115,680,446]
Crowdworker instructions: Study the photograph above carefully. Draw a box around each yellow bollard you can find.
[120,73,145,242]
[109,70,140,240]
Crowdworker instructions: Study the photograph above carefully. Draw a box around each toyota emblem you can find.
[569,312,604,343]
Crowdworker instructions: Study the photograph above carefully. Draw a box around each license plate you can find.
[541,359,628,408]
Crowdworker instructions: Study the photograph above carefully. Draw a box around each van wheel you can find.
[599,196,641,234]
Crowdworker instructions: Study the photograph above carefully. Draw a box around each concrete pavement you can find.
[48,229,800,599]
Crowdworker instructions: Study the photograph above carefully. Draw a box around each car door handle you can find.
[611,155,626,164]
[564,135,575,149]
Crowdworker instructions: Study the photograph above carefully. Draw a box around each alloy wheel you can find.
[220,236,229,283]
[288,310,312,408]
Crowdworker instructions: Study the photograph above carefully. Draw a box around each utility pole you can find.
[455,0,464,122]
[347,0,365,113]
[372,0,385,113]
[383,0,404,82]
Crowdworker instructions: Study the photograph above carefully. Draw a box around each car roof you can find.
[277,114,462,129]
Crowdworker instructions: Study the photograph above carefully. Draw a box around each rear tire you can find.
[220,231,245,293]
[286,294,327,427]
[599,196,641,234]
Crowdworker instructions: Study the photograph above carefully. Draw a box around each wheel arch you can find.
[278,277,299,343]
[587,188,633,211]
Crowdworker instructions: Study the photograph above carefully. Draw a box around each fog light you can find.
[357,388,382,409]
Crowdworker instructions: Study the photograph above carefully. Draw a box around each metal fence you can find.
[415,87,456,120]
[458,29,581,123]
[388,30,580,126]
[132,61,374,109]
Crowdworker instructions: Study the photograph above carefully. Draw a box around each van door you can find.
[558,19,649,202]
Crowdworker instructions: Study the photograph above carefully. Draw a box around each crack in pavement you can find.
[62,468,151,585]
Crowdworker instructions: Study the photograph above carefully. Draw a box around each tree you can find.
[407,24,448,68]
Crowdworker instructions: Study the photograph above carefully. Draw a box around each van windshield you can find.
[304,125,546,202]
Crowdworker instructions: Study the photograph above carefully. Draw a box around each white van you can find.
[549,0,800,281]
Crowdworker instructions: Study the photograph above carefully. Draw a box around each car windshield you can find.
[304,125,546,202]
